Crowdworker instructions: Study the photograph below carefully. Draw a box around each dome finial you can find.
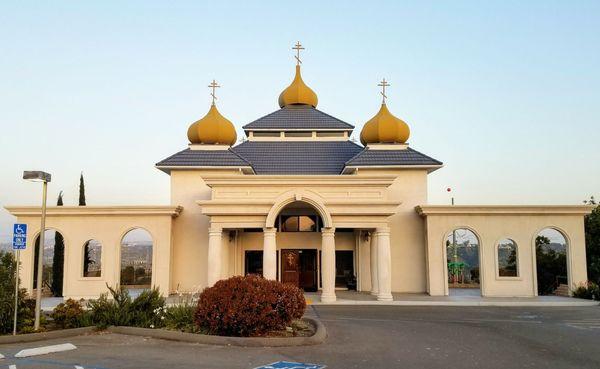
[278,41,318,108]
[208,79,220,105]
[378,78,390,105]
[292,41,305,65]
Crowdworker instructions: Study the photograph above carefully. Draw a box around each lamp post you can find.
[23,170,51,331]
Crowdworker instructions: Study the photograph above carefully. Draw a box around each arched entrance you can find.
[535,228,568,296]
[446,228,481,296]
[33,229,65,297]
[120,228,153,292]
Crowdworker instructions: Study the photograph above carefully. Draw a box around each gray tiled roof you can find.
[242,105,354,131]
[231,141,363,174]
[156,148,251,172]
[345,147,443,167]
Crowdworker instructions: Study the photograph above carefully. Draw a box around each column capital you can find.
[321,227,336,236]
[375,226,391,235]
[263,227,277,235]
[208,227,223,235]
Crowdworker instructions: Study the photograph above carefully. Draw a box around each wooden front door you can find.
[281,250,300,286]
[299,250,318,292]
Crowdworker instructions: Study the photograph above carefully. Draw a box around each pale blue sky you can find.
[1,1,599,241]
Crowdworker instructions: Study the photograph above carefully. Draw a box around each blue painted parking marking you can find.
[254,361,326,369]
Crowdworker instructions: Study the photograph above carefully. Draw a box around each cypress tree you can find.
[79,172,86,206]
[51,193,64,296]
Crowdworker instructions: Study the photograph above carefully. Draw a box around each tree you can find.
[51,191,65,297]
[536,235,567,295]
[79,172,86,206]
[584,196,600,283]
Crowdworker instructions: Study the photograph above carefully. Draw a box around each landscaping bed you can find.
[2,271,324,346]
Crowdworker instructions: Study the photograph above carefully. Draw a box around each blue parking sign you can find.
[12,223,27,250]
[254,361,326,369]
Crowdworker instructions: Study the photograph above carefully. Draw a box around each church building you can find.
[7,44,592,302]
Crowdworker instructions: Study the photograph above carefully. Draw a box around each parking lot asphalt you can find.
[1,305,599,369]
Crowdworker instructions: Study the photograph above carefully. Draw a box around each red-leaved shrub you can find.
[194,275,306,337]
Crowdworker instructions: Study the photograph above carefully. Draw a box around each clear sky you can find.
[1,1,599,241]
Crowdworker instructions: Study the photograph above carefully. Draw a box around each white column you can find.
[370,231,379,296]
[376,227,393,301]
[207,227,223,287]
[263,227,277,280]
[321,227,336,303]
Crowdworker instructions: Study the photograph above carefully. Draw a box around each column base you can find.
[320,293,337,303]
[370,290,379,296]
[376,293,393,301]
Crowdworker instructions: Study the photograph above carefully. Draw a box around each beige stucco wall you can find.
[356,169,429,293]
[6,207,177,299]
[419,207,590,297]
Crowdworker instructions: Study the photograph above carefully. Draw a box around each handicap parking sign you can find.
[12,223,27,250]
[254,361,326,369]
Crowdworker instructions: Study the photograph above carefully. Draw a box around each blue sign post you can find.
[12,223,27,335]
[254,361,326,369]
[13,223,27,250]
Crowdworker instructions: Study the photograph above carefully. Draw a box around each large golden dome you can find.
[360,103,410,145]
[278,65,318,108]
[187,103,237,145]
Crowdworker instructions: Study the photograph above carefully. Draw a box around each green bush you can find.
[0,251,40,334]
[130,288,165,328]
[86,285,165,329]
[51,299,89,329]
[163,303,197,333]
[195,275,306,337]
[87,285,134,328]
[572,281,599,300]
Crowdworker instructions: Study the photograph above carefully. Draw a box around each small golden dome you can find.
[360,103,410,145]
[187,103,237,145]
[278,65,318,108]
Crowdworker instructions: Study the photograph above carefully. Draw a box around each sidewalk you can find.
[304,289,599,307]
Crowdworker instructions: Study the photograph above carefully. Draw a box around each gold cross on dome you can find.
[378,78,390,104]
[292,41,305,65]
[208,79,220,104]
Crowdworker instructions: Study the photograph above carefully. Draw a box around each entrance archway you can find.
[33,229,65,297]
[535,228,568,296]
[445,228,481,296]
[120,228,153,293]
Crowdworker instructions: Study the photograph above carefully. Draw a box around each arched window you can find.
[120,228,153,289]
[83,240,102,277]
[446,228,480,292]
[497,238,518,277]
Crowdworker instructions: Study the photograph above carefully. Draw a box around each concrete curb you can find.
[310,300,600,307]
[107,317,326,347]
[0,327,97,345]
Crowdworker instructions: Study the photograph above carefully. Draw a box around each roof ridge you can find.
[242,108,283,130]
[155,147,190,166]
[228,147,253,166]
[406,147,443,165]
[312,107,354,129]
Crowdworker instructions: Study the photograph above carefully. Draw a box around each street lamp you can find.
[23,170,51,331]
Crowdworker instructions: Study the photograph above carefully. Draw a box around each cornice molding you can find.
[202,175,398,187]
[415,205,594,217]
[5,206,183,217]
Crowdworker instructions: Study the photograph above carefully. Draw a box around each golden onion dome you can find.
[360,103,410,145]
[278,65,318,108]
[187,103,237,145]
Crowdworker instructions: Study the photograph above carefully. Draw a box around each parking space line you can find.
[9,364,17,369]
[75,366,85,369]
[14,343,77,358]
[0,353,4,359]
